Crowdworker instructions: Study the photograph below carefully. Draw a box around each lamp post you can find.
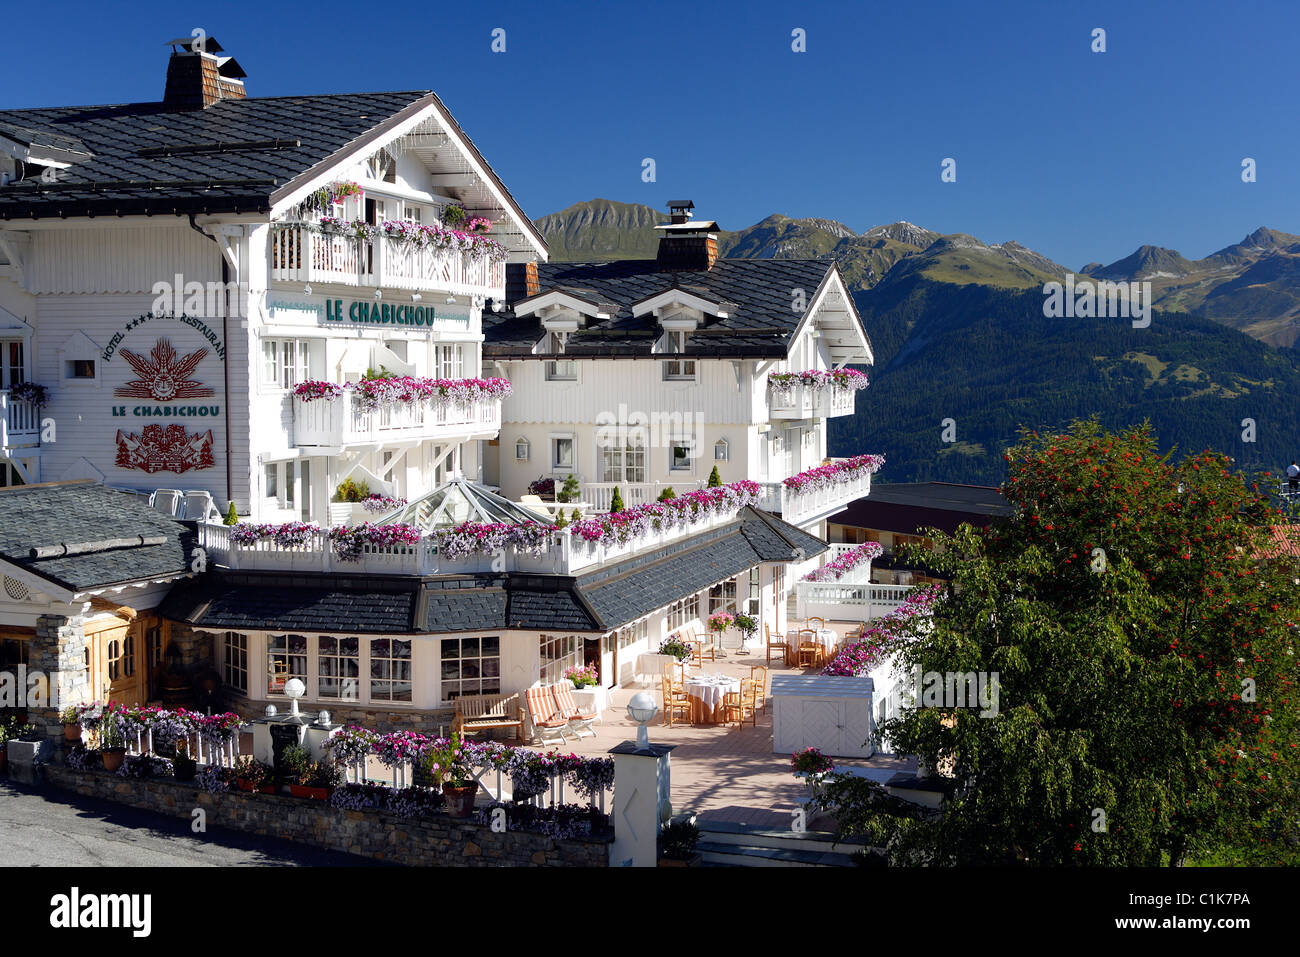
[627,692,658,751]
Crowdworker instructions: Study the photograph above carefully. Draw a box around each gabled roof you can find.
[161,507,826,635]
[0,481,194,594]
[485,258,861,360]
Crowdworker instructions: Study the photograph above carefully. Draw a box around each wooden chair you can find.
[524,685,569,745]
[723,678,757,728]
[805,616,825,632]
[692,630,716,665]
[765,624,789,666]
[661,674,691,726]
[749,666,769,715]
[797,629,822,669]
[550,681,598,740]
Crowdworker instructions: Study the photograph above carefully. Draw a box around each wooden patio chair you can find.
[691,630,716,665]
[797,629,822,669]
[765,624,789,666]
[749,665,769,715]
[524,685,569,745]
[805,616,826,632]
[723,678,757,728]
[660,674,690,726]
[550,681,598,740]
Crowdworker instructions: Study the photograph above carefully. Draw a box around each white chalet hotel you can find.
[0,38,882,737]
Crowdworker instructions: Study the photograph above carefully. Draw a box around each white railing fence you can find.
[795,580,911,623]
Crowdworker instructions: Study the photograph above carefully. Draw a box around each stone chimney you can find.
[657,202,719,271]
[163,36,247,109]
[524,260,540,297]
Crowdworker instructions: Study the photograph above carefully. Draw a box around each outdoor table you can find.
[685,673,741,724]
[572,684,607,718]
[786,628,838,666]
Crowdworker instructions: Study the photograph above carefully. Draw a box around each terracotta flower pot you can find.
[442,782,478,818]
[64,723,82,743]
[289,784,330,801]
[101,748,126,773]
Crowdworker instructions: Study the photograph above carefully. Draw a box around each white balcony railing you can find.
[269,225,506,297]
[294,393,502,448]
[768,384,856,420]
[759,466,873,527]
[198,503,744,579]
[580,480,707,513]
[0,391,40,448]
[795,581,912,624]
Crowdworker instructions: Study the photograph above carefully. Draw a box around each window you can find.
[440,636,499,701]
[667,593,701,630]
[662,359,695,381]
[435,343,464,379]
[146,626,165,671]
[267,634,308,694]
[262,339,313,389]
[65,359,96,379]
[551,435,575,471]
[515,438,530,462]
[708,579,737,615]
[670,439,694,472]
[370,638,412,702]
[0,634,29,671]
[404,203,422,223]
[714,439,729,462]
[545,360,577,381]
[1,341,24,389]
[223,632,248,693]
[318,636,360,701]
[540,634,579,685]
[600,434,646,484]
[264,464,279,502]
[747,567,761,617]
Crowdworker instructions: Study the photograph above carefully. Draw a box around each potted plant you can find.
[422,732,477,818]
[233,756,276,794]
[733,612,758,651]
[658,817,701,866]
[558,474,580,504]
[290,758,342,801]
[280,743,312,791]
[563,664,599,689]
[59,704,84,743]
[172,740,197,782]
[441,204,468,229]
[658,636,692,663]
[790,747,835,791]
[99,711,127,773]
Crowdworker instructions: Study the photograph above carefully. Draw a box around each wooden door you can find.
[91,622,145,707]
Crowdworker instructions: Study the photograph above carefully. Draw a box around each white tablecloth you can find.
[787,628,837,653]
[572,685,607,716]
[685,674,741,711]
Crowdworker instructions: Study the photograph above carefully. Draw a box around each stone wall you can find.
[43,764,610,867]
[27,615,90,745]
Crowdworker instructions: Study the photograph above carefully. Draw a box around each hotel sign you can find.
[267,297,469,328]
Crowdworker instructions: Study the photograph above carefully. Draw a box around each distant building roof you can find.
[1257,524,1300,561]
[0,481,194,593]
[832,482,1011,536]
[485,258,854,360]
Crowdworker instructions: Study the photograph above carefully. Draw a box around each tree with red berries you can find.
[826,419,1299,865]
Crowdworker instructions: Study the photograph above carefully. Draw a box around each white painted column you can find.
[608,741,675,867]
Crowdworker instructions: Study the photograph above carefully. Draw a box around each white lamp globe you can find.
[284,678,306,716]
[627,692,658,749]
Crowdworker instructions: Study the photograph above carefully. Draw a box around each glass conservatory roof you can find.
[378,479,547,532]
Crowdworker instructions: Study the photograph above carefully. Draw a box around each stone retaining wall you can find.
[43,765,610,867]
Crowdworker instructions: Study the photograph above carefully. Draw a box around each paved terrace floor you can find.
[515,625,915,829]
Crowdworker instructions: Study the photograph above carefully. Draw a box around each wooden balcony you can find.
[269,225,506,298]
[0,391,40,449]
[768,383,856,421]
[293,393,502,449]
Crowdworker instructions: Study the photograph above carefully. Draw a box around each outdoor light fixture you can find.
[412,293,421,302]
[316,710,331,726]
[284,677,306,718]
[445,295,456,304]
[627,692,658,750]
[264,704,277,717]
[303,284,312,296]
[374,289,382,299]
[492,300,503,313]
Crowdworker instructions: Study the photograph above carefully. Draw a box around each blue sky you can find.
[5,0,1297,269]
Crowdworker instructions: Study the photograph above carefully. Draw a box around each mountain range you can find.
[535,199,1300,484]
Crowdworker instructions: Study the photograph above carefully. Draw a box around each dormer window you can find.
[661,330,695,381]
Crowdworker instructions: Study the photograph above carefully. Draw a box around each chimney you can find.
[524,261,540,297]
[656,202,719,271]
[163,36,247,109]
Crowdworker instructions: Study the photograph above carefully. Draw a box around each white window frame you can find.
[540,633,580,685]
[714,438,729,462]
[599,432,646,484]
[551,433,576,472]
[262,338,315,391]
[222,632,248,693]
[515,437,530,461]
[546,359,578,381]
[669,437,695,473]
[256,633,416,707]
[439,635,502,702]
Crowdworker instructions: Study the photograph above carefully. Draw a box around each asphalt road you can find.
[0,779,380,867]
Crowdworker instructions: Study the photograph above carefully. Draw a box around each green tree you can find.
[559,474,580,504]
[609,486,624,513]
[657,487,676,502]
[223,501,239,525]
[554,509,567,528]
[825,420,1300,865]
[707,466,722,488]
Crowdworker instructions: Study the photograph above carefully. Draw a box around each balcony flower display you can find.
[568,479,762,548]
[803,541,884,582]
[328,522,423,561]
[293,380,343,402]
[707,610,735,633]
[230,521,320,548]
[331,375,513,415]
[361,494,407,513]
[373,730,429,769]
[9,381,49,407]
[782,453,886,496]
[324,726,381,768]
[436,519,557,560]
[319,216,377,241]
[312,215,508,263]
[821,584,941,677]
[767,368,870,394]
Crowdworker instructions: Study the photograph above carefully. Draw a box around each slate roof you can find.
[162,507,825,635]
[0,481,193,592]
[484,258,842,359]
[833,482,1012,536]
